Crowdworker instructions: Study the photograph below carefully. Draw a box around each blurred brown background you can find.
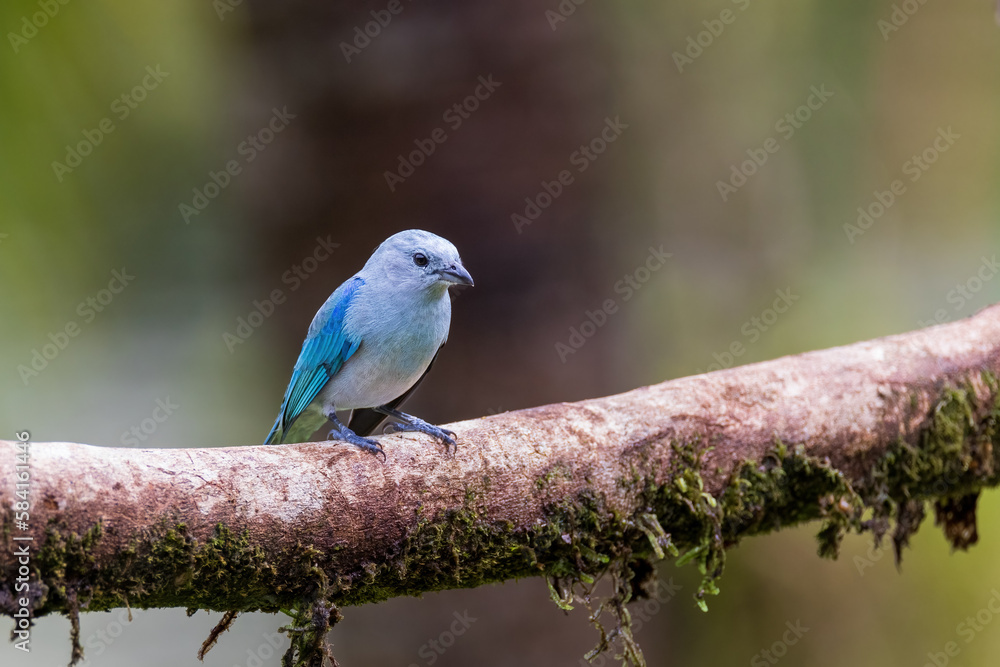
[1,0,999,665]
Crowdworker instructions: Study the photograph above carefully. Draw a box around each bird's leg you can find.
[375,406,457,448]
[326,411,385,461]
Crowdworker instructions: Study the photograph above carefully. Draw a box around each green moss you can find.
[334,488,626,607]
[860,379,1000,555]
[29,521,326,618]
[637,441,724,611]
[721,441,862,558]
[620,373,1000,617]
[35,521,103,611]
[535,461,574,490]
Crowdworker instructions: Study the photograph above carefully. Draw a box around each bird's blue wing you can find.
[265,277,364,444]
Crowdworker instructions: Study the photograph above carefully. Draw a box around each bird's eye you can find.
[413,253,428,267]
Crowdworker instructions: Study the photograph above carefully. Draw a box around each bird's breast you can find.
[320,292,450,410]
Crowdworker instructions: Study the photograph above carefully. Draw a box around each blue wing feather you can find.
[265,277,364,444]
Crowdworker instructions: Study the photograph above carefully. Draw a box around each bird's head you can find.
[367,229,474,293]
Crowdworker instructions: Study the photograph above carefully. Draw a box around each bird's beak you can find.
[437,263,474,286]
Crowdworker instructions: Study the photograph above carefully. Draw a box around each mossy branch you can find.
[3,304,1000,666]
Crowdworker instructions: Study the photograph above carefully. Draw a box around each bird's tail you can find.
[265,406,328,445]
[264,415,284,445]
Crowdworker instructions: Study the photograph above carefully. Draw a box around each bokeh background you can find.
[2,0,1000,665]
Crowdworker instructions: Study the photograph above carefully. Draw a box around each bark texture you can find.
[2,304,1000,631]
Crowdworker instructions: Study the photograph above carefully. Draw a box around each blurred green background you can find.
[2,0,999,665]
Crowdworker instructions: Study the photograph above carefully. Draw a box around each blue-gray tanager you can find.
[264,229,473,458]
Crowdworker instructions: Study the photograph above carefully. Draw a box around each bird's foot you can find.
[384,416,457,449]
[327,425,385,462]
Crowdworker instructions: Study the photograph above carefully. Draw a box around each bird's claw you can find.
[385,419,457,451]
[327,429,386,462]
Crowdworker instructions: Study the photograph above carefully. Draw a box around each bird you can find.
[264,229,473,459]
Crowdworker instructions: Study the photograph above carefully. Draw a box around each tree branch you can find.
[3,304,1000,664]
